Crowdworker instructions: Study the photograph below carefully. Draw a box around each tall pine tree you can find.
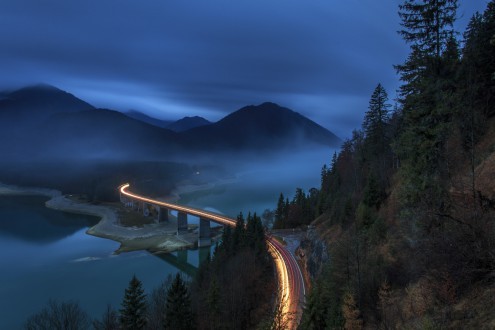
[165,273,194,330]
[273,193,286,229]
[120,275,147,330]
[395,0,459,207]
[362,83,392,188]
[362,83,391,151]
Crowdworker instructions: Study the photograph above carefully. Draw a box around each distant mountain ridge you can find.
[0,83,94,122]
[0,84,340,160]
[124,110,173,128]
[181,102,340,150]
[167,116,211,132]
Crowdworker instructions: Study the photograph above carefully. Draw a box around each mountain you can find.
[0,85,340,161]
[124,110,173,128]
[0,84,94,123]
[181,102,340,150]
[30,109,182,160]
[0,85,181,160]
[167,116,211,132]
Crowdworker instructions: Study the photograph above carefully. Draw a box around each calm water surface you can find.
[0,195,204,329]
[0,149,332,329]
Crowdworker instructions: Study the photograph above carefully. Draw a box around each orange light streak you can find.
[119,183,302,329]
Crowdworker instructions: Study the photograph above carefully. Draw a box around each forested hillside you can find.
[273,1,495,328]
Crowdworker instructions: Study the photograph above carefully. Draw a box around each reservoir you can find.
[0,195,202,329]
[0,148,333,329]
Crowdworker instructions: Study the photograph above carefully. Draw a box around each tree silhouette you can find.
[120,275,147,329]
[165,273,194,330]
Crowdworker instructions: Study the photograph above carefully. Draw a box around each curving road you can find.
[119,183,304,329]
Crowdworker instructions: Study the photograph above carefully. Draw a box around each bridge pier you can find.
[143,203,150,216]
[158,207,169,222]
[177,212,188,234]
[198,217,211,247]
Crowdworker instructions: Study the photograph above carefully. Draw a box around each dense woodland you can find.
[276,0,495,328]
[191,212,274,330]
[24,213,274,330]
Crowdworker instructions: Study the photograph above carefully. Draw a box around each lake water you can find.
[0,195,207,329]
[0,148,334,329]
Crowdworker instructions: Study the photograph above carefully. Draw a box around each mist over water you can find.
[182,147,337,217]
[0,145,336,328]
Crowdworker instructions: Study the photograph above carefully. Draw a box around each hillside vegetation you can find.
[273,1,495,328]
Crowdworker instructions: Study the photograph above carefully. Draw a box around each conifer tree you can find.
[395,0,459,206]
[397,0,458,81]
[362,84,391,152]
[120,275,147,330]
[165,273,194,330]
[274,193,286,228]
[219,224,232,256]
[232,212,246,251]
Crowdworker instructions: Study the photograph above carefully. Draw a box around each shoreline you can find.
[0,182,61,198]
[0,180,225,253]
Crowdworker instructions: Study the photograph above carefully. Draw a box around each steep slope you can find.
[181,102,340,150]
[124,110,173,128]
[33,109,182,159]
[166,116,211,132]
[0,84,94,123]
[0,85,182,160]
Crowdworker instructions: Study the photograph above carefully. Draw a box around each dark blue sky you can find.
[0,0,488,138]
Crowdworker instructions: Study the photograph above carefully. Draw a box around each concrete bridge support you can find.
[198,217,211,247]
[177,212,188,234]
[158,207,169,222]
[143,203,150,216]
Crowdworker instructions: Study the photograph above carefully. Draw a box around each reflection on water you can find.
[0,149,333,328]
[0,195,98,243]
[0,195,206,329]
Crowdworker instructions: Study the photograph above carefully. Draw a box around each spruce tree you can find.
[395,0,459,206]
[397,0,458,78]
[362,84,391,151]
[165,273,194,330]
[120,275,147,330]
[232,212,246,251]
[219,224,232,256]
[273,193,286,229]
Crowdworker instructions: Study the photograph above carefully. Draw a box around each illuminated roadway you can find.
[119,183,305,329]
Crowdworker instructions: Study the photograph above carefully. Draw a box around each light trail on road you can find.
[119,183,304,329]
